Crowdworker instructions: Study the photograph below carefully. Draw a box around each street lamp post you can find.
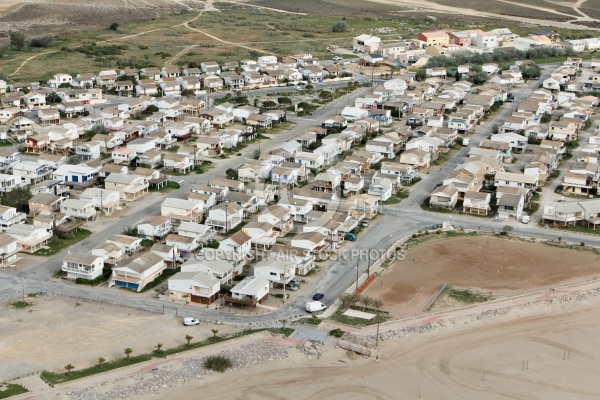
[355,260,359,292]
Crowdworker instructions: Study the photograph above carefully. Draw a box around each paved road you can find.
[0,86,373,320]
[3,63,598,326]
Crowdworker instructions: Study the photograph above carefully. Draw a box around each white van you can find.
[521,215,530,224]
[305,301,327,313]
[462,138,470,146]
[183,317,200,326]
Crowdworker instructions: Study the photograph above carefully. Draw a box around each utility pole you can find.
[225,204,228,235]
[356,259,359,292]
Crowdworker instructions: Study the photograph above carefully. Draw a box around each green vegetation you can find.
[75,268,111,286]
[444,286,493,303]
[204,355,233,373]
[0,186,32,213]
[140,268,179,292]
[149,181,181,192]
[33,229,92,256]
[41,354,153,385]
[329,328,345,338]
[329,309,389,327]
[10,301,32,309]
[0,383,28,399]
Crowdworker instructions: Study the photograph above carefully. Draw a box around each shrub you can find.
[332,21,348,32]
[204,355,232,372]
[109,22,119,31]
[30,35,54,48]
[329,328,344,338]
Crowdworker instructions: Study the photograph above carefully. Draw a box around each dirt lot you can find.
[142,294,600,400]
[363,235,600,319]
[0,295,237,381]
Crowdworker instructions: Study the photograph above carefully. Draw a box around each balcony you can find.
[224,294,257,307]
[62,265,96,276]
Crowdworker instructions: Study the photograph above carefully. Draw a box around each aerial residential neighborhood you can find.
[2,0,600,398]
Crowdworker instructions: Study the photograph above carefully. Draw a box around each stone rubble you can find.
[296,341,333,358]
[369,288,600,342]
[68,342,289,400]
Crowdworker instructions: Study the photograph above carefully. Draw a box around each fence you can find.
[337,339,377,357]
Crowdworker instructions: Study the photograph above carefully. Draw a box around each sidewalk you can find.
[13,331,300,400]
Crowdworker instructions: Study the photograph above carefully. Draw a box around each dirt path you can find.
[164,44,199,66]
[134,291,600,399]
[220,0,308,15]
[572,0,591,19]
[181,21,270,54]
[8,50,57,77]
[496,0,578,18]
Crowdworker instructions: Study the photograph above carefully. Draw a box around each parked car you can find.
[253,86,260,89]
[312,292,324,301]
[345,232,357,241]
[306,301,327,313]
[286,82,296,87]
[332,56,342,61]
[522,215,531,224]
[285,283,298,291]
[359,220,369,227]
[289,278,300,286]
[183,317,200,326]
[297,81,307,86]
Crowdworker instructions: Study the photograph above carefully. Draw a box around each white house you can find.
[253,259,296,287]
[0,232,19,265]
[177,221,216,244]
[60,199,96,221]
[104,173,149,201]
[226,275,270,306]
[217,231,252,267]
[62,252,105,280]
[6,224,52,253]
[52,164,98,186]
[168,271,220,304]
[137,215,172,240]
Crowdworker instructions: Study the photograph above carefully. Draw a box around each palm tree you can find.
[185,334,193,345]
[155,343,163,352]
[211,329,219,338]
[64,364,74,375]
[97,357,105,369]
[280,319,288,330]
[124,348,132,360]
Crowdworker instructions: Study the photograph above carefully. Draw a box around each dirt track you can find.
[135,295,600,400]
[0,296,236,381]
[363,236,600,318]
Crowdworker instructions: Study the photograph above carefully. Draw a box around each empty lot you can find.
[363,235,600,318]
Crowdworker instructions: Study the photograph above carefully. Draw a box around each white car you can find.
[183,317,200,326]
[521,215,530,224]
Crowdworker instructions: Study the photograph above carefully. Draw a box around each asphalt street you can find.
[2,64,596,326]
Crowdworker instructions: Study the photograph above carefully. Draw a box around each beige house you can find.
[6,224,52,253]
[462,191,491,215]
[109,252,166,292]
[430,185,459,209]
[28,194,64,216]
[399,147,431,169]
[104,173,149,201]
